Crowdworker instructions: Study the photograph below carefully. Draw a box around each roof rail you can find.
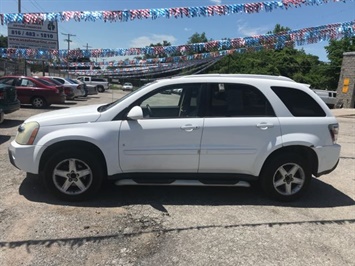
[176,74,295,82]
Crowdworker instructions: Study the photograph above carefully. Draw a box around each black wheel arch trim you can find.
[261,145,319,177]
[39,140,107,177]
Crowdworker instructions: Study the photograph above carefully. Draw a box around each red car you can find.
[0,76,66,108]
[36,76,75,100]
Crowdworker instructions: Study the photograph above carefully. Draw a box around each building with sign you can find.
[7,21,59,50]
[335,52,355,108]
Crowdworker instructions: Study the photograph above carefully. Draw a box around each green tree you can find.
[187,32,208,44]
[205,24,354,90]
[0,35,7,47]
[324,37,355,89]
[267,24,291,34]
[150,40,171,47]
[144,41,173,59]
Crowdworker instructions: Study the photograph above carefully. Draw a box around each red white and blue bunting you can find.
[0,0,352,25]
[1,20,354,60]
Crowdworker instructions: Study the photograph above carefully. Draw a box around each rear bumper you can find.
[314,144,341,177]
[49,94,66,104]
[315,159,339,177]
[1,99,21,114]
[0,109,4,123]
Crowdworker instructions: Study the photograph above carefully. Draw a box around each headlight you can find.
[15,122,40,145]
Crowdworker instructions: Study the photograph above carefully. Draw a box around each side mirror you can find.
[127,106,143,120]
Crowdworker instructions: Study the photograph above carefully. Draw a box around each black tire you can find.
[31,97,47,108]
[260,153,311,201]
[42,149,104,201]
[97,86,104,93]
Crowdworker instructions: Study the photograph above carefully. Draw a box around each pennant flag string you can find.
[0,0,352,25]
[67,57,223,78]
[1,20,354,60]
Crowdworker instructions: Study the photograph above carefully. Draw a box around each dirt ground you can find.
[0,90,354,266]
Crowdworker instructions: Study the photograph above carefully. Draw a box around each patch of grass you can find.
[110,84,123,90]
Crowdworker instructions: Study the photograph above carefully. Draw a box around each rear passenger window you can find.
[207,83,275,117]
[271,86,326,117]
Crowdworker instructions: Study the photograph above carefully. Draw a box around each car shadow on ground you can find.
[0,135,11,145]
[20,105,71,110]
[72,98,88,102]
[59,102,77,106]
[0,119,23,129]
[19,174,355,210]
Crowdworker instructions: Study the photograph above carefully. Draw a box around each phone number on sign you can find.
[10,30,54,39]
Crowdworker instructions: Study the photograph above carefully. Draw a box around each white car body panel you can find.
[119,118,204,172]
[199,117,283,176]
[10,121,123,175]
[25,104,102,126]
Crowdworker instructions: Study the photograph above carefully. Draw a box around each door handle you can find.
[180,124,200,132]
[256,122,274,130]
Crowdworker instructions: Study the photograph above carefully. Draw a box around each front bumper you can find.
[8,140,39,174]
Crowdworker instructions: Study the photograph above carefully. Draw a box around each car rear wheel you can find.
[31,96,47,108]
[260,153,311,201]
[42,149,104,201]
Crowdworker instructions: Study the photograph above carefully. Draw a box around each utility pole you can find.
[83,43,92,63]
[62,32,76,52]
[18,0,21,13]
[62,33,76,77]
[83,43,92,51]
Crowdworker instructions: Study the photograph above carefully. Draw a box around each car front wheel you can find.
[260,153,311,201]
[42,149,104,201]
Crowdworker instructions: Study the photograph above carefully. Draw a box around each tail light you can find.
[328,124,339,144]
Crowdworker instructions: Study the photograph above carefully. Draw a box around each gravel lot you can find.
[1,90,354,266]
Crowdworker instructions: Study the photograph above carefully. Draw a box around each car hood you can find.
[26,104,103,126]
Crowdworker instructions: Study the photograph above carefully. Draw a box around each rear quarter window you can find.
[271,86,326,117]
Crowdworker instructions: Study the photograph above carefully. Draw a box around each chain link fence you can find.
[0,59,25,76]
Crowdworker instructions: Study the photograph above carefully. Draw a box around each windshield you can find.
[97,81,157,112]
[68,78,79,84]
[45,78,62,85]
[65,78,76,84]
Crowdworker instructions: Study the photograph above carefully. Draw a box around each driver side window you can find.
[139,84,202,119]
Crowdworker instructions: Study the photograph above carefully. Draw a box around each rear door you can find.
[198,83,282,176]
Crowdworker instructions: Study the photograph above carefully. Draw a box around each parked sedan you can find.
[0,76,66,108]
[36,76,75,100]
[47,76,86,98]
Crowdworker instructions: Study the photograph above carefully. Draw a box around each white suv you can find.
[8,74,340,201]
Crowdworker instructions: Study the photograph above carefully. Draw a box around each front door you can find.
[119,84,204,173]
